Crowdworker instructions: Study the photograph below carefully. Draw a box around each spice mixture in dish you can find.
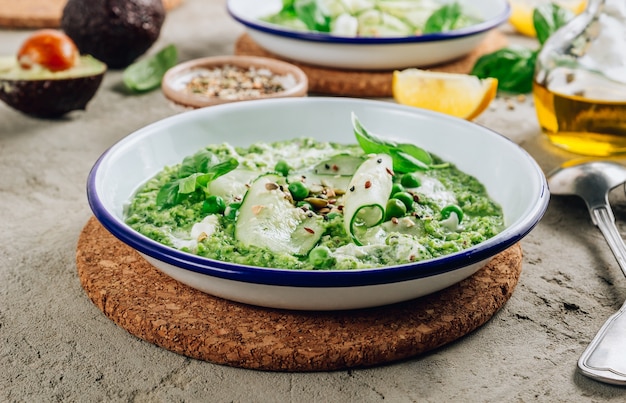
[184,64,297,100]
[125,114,504,270]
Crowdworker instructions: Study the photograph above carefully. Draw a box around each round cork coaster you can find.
[234,30,508,97]
[76,216,522,371]
[0,0,183,29]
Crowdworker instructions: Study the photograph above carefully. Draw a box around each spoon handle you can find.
[580,205,626,385]
[592,206,626,278]
[578,299,626,385]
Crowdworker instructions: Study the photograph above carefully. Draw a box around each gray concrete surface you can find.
[1,0,626,401]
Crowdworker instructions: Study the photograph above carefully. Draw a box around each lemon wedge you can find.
[392,69,498,120]
[509,0,587,37]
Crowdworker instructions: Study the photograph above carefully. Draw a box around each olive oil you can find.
[533,69,626,156]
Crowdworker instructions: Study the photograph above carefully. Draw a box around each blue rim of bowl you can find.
[226,0,511,45]
[86,100,548,289]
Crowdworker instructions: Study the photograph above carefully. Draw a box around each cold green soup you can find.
[125,136,504,271]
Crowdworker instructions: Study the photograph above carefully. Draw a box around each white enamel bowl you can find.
[227,0,510,70]
[87,98,548,311]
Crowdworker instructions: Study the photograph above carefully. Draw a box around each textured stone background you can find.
[1,0,626,401]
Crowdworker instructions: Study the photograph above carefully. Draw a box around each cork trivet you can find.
[0,0,183,29]
[76,216,522,371]
[234,30,507,97]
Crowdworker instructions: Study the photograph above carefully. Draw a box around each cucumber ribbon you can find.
[343,153,394,246]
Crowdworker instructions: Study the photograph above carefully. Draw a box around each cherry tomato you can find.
[17,29,79,72]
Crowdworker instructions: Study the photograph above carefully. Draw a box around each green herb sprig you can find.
[423,2,463,34]
[123,44,178,93]
[471,3,574,94]
[352,112,435,173]
[156,149,238,208]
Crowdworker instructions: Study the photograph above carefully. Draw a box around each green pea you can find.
[385,198,407,220]
[441,204,464,222]
[288,181,309,200]
[202,195,226,214]
[400,172,421,188]
[392,191,414,211]
[308,246,336,269]
[390,183,405,196]
[275,160,290,176]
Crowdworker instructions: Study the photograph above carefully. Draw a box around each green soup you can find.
[125,138,504,270]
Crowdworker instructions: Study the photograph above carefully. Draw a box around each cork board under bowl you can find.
[76,216,522,372]
[0,0,183,29]
[234,30,507,97]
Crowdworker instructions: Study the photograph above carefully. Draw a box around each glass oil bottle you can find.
[533,0,626,156]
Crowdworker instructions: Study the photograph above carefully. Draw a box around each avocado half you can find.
[61,0,166,69]
[0,55,106,118]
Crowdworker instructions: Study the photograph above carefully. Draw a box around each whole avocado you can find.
[61,0,166,69]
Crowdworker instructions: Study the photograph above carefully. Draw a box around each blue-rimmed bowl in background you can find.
[227,0,510,70]
[87,97,548,311]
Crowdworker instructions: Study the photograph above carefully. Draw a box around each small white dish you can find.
[87,97,548,311]
[226,0,511,70]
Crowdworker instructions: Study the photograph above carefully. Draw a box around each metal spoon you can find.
[548,161,626,385]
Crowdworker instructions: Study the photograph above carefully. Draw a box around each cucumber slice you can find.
[343,154,394,245]
[235,173,325,256]
[312,154,365,176]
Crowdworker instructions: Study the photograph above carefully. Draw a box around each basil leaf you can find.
[294,0,331,32]
[178,174,200,194]
[195,158,240,187]
[178,149,219,178]
[533,3,574,45]
[353,112,394,153]
[123,44,178,93]
[156,181,182,208]
[396,143,433,166]
[352,112,432,173]
[389,149,430,172]
[423,2,462,34]
[156,157,239,209]
[471,47,538,94]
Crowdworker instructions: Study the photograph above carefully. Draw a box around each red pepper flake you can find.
[332,164,339,171]
[409,255,416,261]
[365,180,372,189]
[391,217,399,224]
[304,227,315,234]
[386,167,394,176]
